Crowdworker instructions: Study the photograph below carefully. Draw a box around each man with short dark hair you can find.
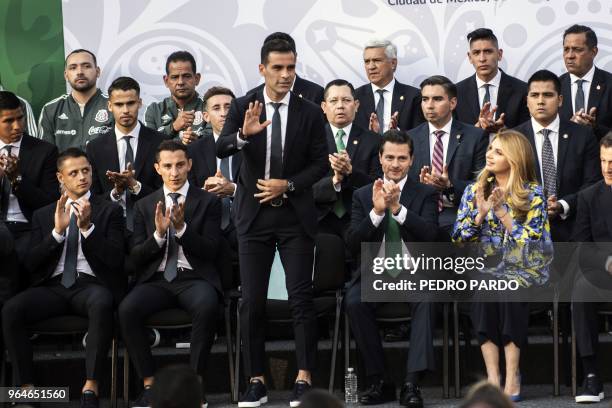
[2,148,125,408]
[455,28,529,135]
[38,49,113,151]
[0,80,37,135]
[145,51,207,145]
[560,25,612,140]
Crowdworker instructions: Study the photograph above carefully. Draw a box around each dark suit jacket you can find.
[407,120,487,226]
[347,178,438,282]
[129,185,222,294]
[86,123,165,200]
[248,75,325,105]
[560,67,612,140]
[455,70,529,128]
[313,123,382,221]
[25,194,126,302]
[13,134,59,222]
[216,90,328,238]
[187,134,242,188]
[514,119,600,241]
[354,80,424,131]
[0,221,17,302]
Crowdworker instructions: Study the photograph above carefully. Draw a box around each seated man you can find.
[346,130,438,407]
[120,140,221,408]
[2,148,126,408]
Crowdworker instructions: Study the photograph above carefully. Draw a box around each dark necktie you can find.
[385,208,402,278]
[332,129,347,218]
[575,79,586,113]
[431,130,445,212]
[61,212,79,288]
[269,102,283,179]
[482,84,491,106]
[1,145,14,221]
[540,129,557,198]
[122,136,135,231]
[219,156,231,230]
[163,192,181,282]
[375,89,385,134]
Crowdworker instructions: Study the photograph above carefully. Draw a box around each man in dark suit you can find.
[0,91,59,260]
[247,32,324,105]
[514,70,600,243]
[346,130,438,407]
[354,39,423,134]
[120,140,220,408]
[86,77,164,232]
[217,38,327,407]
[407,76,488,235]
[455,28,529,136]
[2,148,125,408]
[560,25,612,140]
[313,79,382,238]
[571,133,612,403]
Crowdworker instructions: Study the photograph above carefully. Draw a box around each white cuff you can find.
[391,206,407,225]
[52,229,65,243]
[333,182,342,192]
[80,224,95,238]
[369,209,385,227]
[154,231,166,247]
[231,183,237,198]
[606,256,612,274]
[558,199,570,220]
[236,132,247,149]
[175,223,187,238]
[110,189,126,206]
[129,181,142,196]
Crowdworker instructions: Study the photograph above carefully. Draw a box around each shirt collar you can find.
[428,118,453,136]
[213,131,220,143]
[163,180,190,198]
[475,69,502,89]
[0,136,23,150]
[531,115,560,135]
[329,123,353,139]
[66,190,92,208]
[384,175,408,192]
[569,64,596,84]
[115,122,141,142]
[371,77,396,94]
[263,87,291,106]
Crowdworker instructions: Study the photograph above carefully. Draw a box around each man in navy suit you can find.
[560,25,612,140]
[407,76,487,235]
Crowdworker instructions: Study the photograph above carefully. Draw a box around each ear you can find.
[95,66,101,79]
[194,73,201,86]
[354,100,360,111]
[154,162,162,177]
[498,48,504,61]
[390,57,398,72]
[203,110,210,123]
[163,75,169,88]
[558,94,564,108]
[258,63,265,77]
[138,98,143,109]
[107,99,112,111]
[450,96,458,110]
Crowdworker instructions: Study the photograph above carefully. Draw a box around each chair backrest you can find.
[313,233,346,293]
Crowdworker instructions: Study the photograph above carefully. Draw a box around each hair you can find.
[379,129,414,156]
[364,39,397,59]
[419,75,457,99]
[263,32,296,52]
[323,79,356,100]
[460,381,514,408]
[299,389,344,408]
[108,76,140,97]
[527,70,561,95]
[260,38,295,65]
[57,148,89,170]
[65,49,98,67]
[563,24,598,49]
[155,139,190,162]
[165,50,197,75]
[476,130,538,222]
[202,86,236,111]
[467,28,499,48]
[0,91,21,112]
[151,365,202,408]
[600,132,612,148]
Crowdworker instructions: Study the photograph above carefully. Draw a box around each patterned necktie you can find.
[332,129,347,218]
[61,212,79,288]
[482,84,491,106]
[385,208,402,278]
[163,192,181,282]
[431,130,445,212]
[0,145,14,221]
[540,129,557,198]
[375,89,385,134]
[269,102,283,179]
[575,79,586,113]
[122,136,135,231]
[219,157,231,230]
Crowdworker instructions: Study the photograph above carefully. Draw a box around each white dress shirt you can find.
[110,123,142,207]
[213,132,236,196]
[427,119,454,207]
[329,123,353,192]
[154,181,193,271]
[51,191,95,277]
[569,64,596,113]
[369,175,409,227]
[0,137,27,222]
[371,78,396,132]
[476,69,502,112]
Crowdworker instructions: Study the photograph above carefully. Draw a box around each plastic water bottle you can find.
[345,367,358,404]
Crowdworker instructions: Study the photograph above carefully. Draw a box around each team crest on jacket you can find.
[194,111,203,126]
[95,109,109,123]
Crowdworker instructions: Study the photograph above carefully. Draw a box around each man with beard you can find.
[38,49,113,152]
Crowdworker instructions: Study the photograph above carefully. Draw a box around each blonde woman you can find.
[452,130,552,401]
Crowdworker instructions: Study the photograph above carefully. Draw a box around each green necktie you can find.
[385,208,402,278]
[333,129,347,218]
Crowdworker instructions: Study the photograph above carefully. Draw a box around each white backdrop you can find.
[62,0,612,110]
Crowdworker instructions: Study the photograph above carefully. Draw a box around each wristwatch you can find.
[287,180,295,192]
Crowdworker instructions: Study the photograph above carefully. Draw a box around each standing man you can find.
[144,51,206,145]
[38,49,113,152]
[2,148,125,408]
[354,39,423,134]
[217,38,328,407]
[0,81,37,136]
[407,76,487,235]
[560,25,612,140]
[120,140,220,408]
[86,77,164,232]
[455,28,529,135]
[514,70,600,242]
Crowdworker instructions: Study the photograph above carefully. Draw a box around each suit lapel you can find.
[346,125,362,158]
[282,93,299,173]
[415,124,431,168]
[362,87,376,117]
[445,121,462,166]
[134,124,151,178]
[231,153,241,181]
[203,135,217,176]
[560,74,573,118]
[496,72,511,119]
[557,121,571,181]
[588,68,605,111]
[325,124,336,154]
[104,131,121,173]
[466,75,481,120]
[254,91,267,176]
[391,82,407,116]
[523,123,541,182]
[16,135,33,170]
[184,186,201,222]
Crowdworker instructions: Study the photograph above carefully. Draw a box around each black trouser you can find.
[344,281,436,380]
[2,275,114,385]
[471,302,530,348]
[118,271,219,379]
[238,204,317,376]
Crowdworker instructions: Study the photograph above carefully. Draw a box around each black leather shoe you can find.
[400,383,423,408]
[358,380,396,405]
[383,323,410,342]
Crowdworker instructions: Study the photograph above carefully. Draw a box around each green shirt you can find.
[144,93,206,140]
